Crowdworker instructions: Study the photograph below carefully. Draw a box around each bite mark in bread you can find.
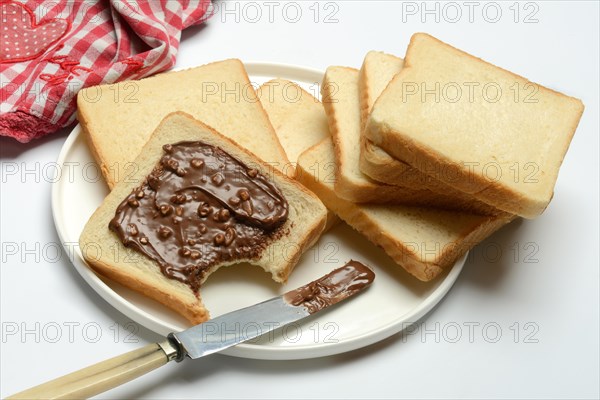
[80,113,327,324]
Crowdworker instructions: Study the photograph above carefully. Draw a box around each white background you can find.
[1,1,599,398]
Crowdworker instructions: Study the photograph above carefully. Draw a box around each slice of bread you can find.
[366,33,584,218]
[79,112,327,324]
[323,66,500,215]
[77,59,290,189]
[296,138,513,281]
[258,78,338,229]
[358,51,502,215]
[257,79,330,172]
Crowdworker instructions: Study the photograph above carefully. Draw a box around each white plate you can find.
[51,62,466,360]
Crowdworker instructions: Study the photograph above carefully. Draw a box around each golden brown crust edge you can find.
[76,97,117,190]
[295,152,431,281]
[358,59,444,190]
[357,60,422,187]
[322,66,362,200]
[360,139,416,185]
[358,61,372,134]
[264,210,327,283]
[86,256,210,325]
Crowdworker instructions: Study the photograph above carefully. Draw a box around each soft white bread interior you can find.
[296,138,513,281]
[77,59,290,189]
[258,79,338,229]
[79,112,327,324]
[366,33,584,218]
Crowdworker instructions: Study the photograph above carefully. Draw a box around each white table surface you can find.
[1,1,598,398]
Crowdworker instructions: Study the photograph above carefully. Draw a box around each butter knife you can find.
[8,261,374,400]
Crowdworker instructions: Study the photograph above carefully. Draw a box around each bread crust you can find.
[322,66,428,203]
[77,59,291,189]
[358,57,372,135]
[86,248,210,324]
[77,117,114,189]
[359,139,418,185]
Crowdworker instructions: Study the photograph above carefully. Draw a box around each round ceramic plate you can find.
[51,62,466,360]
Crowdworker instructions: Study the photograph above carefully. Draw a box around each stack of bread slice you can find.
[296,33,583,281]
[364,33,584,218]
[256,74,512,280]
[78,61,329,323]
[76,33,583,323]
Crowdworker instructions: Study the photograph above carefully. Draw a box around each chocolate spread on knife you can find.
[284,261,375,314]
[109,141,289,293]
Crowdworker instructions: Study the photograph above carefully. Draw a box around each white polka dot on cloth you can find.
[0,2,68,62]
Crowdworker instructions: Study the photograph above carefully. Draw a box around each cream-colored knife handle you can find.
[8,341,178,400]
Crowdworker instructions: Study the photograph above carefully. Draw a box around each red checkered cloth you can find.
[0,0,212,143]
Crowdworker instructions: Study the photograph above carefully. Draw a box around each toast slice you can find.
[258,79,338,229]
[366,33,584,218]
[358,51,502,215]
[77,59,289,189]
[257,79,330,172]
[79,112,327,324]
[323,66,500,215]
[296,138,513,281]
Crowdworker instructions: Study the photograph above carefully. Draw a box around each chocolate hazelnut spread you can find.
[109,141,289,293]
[284,261,375,313]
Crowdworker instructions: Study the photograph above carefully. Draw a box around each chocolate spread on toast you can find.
[109,141,288,293]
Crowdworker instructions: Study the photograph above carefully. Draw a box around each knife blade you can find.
[8,260,374,400]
